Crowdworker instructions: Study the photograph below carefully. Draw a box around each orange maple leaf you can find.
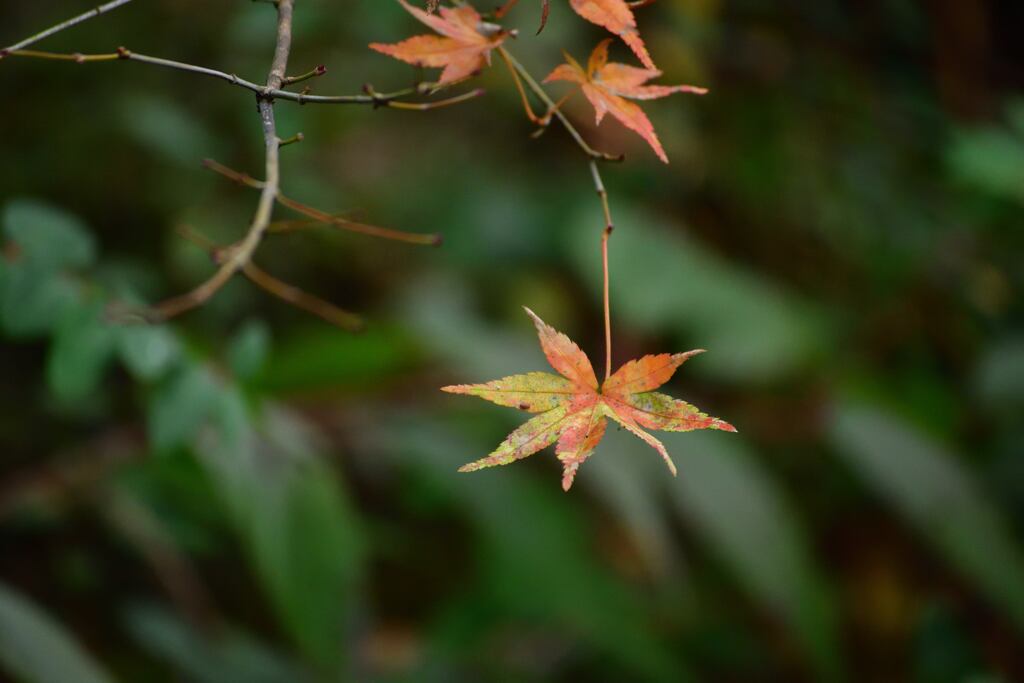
[442,308,735,491]
[567,0,657,69]
[544,39,707,163]
[495,0,654,67]
[370,0,510,85]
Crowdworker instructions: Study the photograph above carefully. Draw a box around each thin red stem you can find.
[590,161,614,380]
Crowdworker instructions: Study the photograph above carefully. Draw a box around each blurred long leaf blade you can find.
[830,403,1024,634]
[662,431,842,679]
[0,582,115,683]
[201,392,364,672]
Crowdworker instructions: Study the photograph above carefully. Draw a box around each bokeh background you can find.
[2,1,1023,681]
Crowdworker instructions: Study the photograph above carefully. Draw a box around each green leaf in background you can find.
[2,200,96,273]
[583,442,681,578]
[948,118,1024,203]
[126,604,309,683]
[199,391,364,673]
[0,264,80,338]
[148,365,221,453]
[399,274,552,379]
[257,324,418,393]
[973,336,1024,418]
[228,320,271,381]
[248,459,362,672]
[47,303,118,402]
[118,324,182,382]
[647,430,843,680]
[1,199,92,338]
[566,205,825,383]
[830,403,1024,635]
[383,418,690,682]
[118,95,223,168]
[0,581,115,683]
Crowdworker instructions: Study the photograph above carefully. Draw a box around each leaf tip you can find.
[522,306,543,327]
[716,420,738,433]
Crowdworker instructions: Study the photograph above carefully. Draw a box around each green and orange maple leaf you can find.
[371,0,510,85]
[545,38,707,163]
[442,308,735,491]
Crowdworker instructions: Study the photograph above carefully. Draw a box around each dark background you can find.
[1,1,1023,681]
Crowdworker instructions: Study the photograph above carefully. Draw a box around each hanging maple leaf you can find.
[495,0,654,67]
[441,308,735,491]
[370,0,510,85]
[544,38,707,163]
[567,0,657,69]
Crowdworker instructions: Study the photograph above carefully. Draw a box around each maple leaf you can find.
[370,0,510,85]
[441,308,735,491]
[567,0,657,69]
[544,39,707,163]
[502,0,653,66]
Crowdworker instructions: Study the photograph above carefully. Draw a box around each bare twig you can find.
[201,158,265,189]
[277,132,305,147]
[590,161,615,380]
[6,48,476,108]
[149,0,297,321]
[175,224,365,331]
[494,43,623,372]
[282,63,326,86]
[0,0,136,57]
[496,46,622,162]
[242,262,364,332]
[202,158,442,246]
[274,195,442,246]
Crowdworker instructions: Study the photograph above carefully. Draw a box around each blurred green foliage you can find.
[1,1,1023,681]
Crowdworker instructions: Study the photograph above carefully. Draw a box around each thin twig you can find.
[6,48,476,108]
[496,43,622,371]
[590,161,614,380]
[150,0,296,321]
[385,88,486,110]
[497,46,545,124]
[242,262,364,331]
[176,224,365,331]
[275,195,442,246]
[282,63,326,86]
[0,0,136,57]
[496,46,622,162]
[277,132,304,147]
[202,158,441,246]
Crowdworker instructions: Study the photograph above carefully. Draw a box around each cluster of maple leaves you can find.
[370,0,706,163]
[370,1,733,490]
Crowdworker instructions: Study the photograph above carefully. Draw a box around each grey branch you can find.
[151,0,296,321]
[0,0,136,56]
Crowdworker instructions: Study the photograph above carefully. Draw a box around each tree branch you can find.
[590,161,615,380]
[149,0,296,322]
[496,46,622,162]
[5,47,478,108]
[201,158,442,246]
[0,0,136,57]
